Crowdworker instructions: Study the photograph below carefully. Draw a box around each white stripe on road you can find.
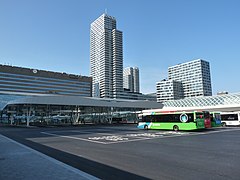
[41,132,109,144]
[41,128,240,145]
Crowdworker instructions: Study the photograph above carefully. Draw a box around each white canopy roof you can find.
[6,95,163,109]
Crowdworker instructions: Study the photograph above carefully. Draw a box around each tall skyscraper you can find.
[90,13,123,98]
[123,67,140,93]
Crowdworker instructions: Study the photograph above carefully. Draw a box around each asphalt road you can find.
[1,125,240,180]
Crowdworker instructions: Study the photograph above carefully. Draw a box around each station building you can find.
[0,92,162,126]
[0,64,162,126]
[0,64,92,96]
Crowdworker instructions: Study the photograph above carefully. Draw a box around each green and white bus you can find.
[137,110,206,131]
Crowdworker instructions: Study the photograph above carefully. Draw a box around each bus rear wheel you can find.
[173,125,179,131]
[144,125,148,130]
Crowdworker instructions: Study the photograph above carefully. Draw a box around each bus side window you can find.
[149,116,153,122]
[156,115,164,122]
[188,114,191,121]
[145,116,151,122]
[173,114,179,122]
[151,115,155,122]
[188,113,194,122]
[164,114,171,122]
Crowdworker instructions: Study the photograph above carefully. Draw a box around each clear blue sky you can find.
[0,0,240,95]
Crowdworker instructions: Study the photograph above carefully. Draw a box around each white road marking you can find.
[41,128,240,145]
[41,132,109,144]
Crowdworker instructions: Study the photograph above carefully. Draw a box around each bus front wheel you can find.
[144,125,148,130]
[173,125,179,131]
[222,122,226,127]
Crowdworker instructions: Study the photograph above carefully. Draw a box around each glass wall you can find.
[1,104,141,126]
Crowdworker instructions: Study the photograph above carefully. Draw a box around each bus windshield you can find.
[203,111,210,118]
[196,112,204,119]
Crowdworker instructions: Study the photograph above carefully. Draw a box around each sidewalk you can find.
[0,134,99,180]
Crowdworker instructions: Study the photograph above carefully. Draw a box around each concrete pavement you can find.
[0,134,99,180]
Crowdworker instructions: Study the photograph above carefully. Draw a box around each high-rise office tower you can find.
[123,67,140,93]
[168,59,212,97]
[156,79,183,102]
[156,59,212,102]
[90,13,123,98]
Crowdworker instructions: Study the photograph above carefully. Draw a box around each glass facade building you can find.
[0,94,162,126]
[168,59,212,97]
[0,64,92,96]
[157,59,212,102]
[156,79,183,102]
